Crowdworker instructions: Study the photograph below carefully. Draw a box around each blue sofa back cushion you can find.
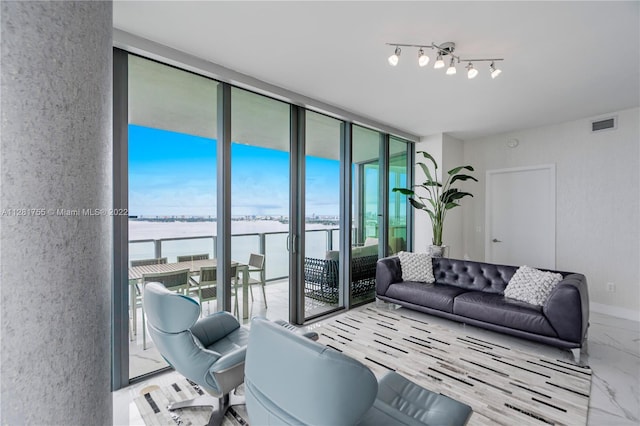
[433,258,519,294]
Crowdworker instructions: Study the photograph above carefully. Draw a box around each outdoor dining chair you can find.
[247,253,267,308]
[140,268,191,349]
[130,257,168,267]
[188,265,241,318]
[129,257,168,339]
[176,253,210,262]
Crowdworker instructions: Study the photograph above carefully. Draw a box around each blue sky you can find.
[129,125,341,217]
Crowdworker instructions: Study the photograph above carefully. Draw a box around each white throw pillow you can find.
[504,265,563,306]
[397,251,435,283]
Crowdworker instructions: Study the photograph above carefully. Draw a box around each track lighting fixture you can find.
[490,61,502,79]
[418,48,429,67]
[388,46,401,66]
[446,57,457,75]
[466,62,478,79]
[385,41,504,79]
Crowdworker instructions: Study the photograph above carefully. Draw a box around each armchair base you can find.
[168,388,245,426]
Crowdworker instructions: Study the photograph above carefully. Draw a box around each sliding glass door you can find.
[127,55,219,379]
[389,137,409,255]
[304,111,344,319]
[351,125,383,304]
[231,88,291,323]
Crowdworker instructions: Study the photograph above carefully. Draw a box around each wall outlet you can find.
[476,226,482,233]
[606,282,616,293]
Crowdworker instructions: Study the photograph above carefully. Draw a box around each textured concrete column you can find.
[1,2,112,424]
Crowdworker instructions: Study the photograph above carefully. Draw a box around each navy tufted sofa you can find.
[376,256,589,358]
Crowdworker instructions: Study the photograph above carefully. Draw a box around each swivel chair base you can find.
[168,389,245,426]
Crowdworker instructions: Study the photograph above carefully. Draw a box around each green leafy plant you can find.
[393,151,477,246]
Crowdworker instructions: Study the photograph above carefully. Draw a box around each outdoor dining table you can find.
[128,259,250,339]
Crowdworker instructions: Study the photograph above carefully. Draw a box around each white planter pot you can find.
[429,244,449,258]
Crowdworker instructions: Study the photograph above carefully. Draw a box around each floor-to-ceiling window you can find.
[230,88,291,323]
[127,55,219,379]
[389,137,409,255]
[351,125,382,304]
[304,111,344,318]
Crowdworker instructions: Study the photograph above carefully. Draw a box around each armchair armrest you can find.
[208,347,246,397]
[543,274,589,345]
[376,257,403,296]
[210,347,246,374]
[191,311,240,346]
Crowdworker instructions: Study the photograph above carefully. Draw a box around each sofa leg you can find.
[570,348,583,365]
[375,298,391,308]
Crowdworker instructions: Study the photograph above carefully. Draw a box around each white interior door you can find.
[485,165,556,269]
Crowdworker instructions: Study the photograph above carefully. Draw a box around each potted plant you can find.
[393,151,477,257]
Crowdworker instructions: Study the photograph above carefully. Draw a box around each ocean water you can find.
[129,220,337,280]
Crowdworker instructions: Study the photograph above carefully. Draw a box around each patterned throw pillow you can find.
[397,251,435,283]
[504,265,563,306]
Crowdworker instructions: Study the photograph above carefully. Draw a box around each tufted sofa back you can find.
[432,258,520,294]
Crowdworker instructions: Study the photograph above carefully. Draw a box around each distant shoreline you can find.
[129,217,339,225]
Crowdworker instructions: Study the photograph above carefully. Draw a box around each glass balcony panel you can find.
[264,233,288,280]
[331,229,340,250]
[129,241,155,264]
[230,234,260,265]
[305,229,328,259]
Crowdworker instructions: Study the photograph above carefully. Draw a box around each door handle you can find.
[286,235,298,253]
[492,238,502,243]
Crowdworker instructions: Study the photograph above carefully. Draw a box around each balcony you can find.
[128,227,341,378]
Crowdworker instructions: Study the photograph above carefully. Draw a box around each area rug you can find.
[134,379,248,426]
[315,305,592,426]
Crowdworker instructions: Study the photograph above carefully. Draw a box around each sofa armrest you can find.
[543,274,589,345]
[376,257,403,296]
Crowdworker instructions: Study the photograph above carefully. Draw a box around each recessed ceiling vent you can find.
[591,116,617,132]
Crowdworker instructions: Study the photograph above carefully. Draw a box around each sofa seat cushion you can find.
[385,282,468,313]
[453,292,557,337]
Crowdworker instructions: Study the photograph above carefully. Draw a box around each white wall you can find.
[461,107,639,320]
[413,134,443,252]
[442,134,465,259]
[412,134,469,259]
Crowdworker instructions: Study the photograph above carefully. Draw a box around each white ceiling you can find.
[113,1,640,140]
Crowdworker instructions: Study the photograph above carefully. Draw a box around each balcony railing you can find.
[129,228,340,282]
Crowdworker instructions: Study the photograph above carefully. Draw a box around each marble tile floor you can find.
[116,302,639,426]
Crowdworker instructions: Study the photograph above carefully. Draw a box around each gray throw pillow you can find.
[397,251,435,283]
[504,265,563,306]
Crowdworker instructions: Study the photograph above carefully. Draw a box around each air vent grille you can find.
[591,117,616,132]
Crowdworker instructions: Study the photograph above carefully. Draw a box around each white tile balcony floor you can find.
[117,301,640,426]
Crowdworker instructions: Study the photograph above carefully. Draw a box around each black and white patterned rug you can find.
[316,305,592,426]
[134,379,248,426]
[136,305,592,425]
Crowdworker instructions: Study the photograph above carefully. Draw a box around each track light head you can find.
[418,48,429,67]
[490,61,502,79]
[388,46,401,66]
[446,57,457,75]
[466,62,478,79]
[434,52,445,69]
